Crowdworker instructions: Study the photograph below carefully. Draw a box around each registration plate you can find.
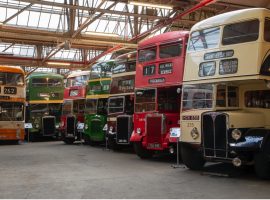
[4,87,17,94]
[148,143,161,148]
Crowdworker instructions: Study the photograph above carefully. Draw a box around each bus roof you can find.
[191,8,269,32]
[138,31,189,49]
[0,65,25,75]
[115,51,136,62]
[28,72,63,79]
[67,70,90,78]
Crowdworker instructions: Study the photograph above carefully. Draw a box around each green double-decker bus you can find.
[26,72,64,140]
[84,60,115,144]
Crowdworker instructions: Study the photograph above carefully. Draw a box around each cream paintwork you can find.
[0,86,25,99]
[111,71,135,78]
[181,8,270,145]
[181,110,209,144]
[184,8,270,84]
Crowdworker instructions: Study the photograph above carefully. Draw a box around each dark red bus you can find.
[130,31,189,158]
[60,71,90,144]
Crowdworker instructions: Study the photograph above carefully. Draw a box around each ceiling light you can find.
[84,32,120,37]
[129,1,173,9]
[47,62,71,66]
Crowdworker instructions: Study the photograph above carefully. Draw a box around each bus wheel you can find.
[181,144,205,170]
[254,152,270,179]
[133,142,153,159]
[83,135,90,145]
[64,138,75,144]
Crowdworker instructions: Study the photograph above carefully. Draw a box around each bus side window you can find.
[264,18,270,42]
[228,86,239,107]
[216,85,226,107]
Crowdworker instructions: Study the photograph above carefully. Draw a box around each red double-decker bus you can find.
[130,31,189,158]
[60,70,90,144]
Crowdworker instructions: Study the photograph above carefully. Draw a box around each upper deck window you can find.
[222,19,259,45]
[32,78,62,87]
[264,18,270,42]
[66,75,89,87]
[188,27,220,52]
[159,42,182,58]
[138,48,156,62]
[0,72,24,86]
[90,62,112,79]
[113,61,136,74]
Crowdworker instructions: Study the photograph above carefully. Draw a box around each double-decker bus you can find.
[107,51,136,150]
[130,31,189,158]
[0,66,25,144]
[84,60,114,145]
[26,72,64,140]
[60,70,90,144]
[180,8,270,179]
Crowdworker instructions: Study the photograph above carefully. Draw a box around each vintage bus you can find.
[60,70,90,144]
[26,72,64,140]
[84,60,114,145]
[180,8,270,179]
[0,66,25,143]
[107,51,136,150]
[130,31,189,158]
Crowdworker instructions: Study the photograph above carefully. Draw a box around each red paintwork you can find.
[131,31,188,152]
[63,86,86,100]
[135,31,189,88]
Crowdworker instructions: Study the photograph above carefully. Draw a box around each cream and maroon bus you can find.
[180,8,270,179]
[0,66,25,144]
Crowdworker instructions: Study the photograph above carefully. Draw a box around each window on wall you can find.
[222,19,259,45]
[188,27,220,51]
[245,90,270,109]
[159,42,182,58]
[264,18,270,42]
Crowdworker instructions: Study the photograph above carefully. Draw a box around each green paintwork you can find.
[84,60,115,142]
[26,72,64,135]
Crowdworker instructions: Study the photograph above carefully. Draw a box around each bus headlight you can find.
[232,129,242,141]
[60,121,64,127]
[85,124,88,130]
[136,128,141,135]
[35,124,39,129]
[190,127,199,140]
[55,124,60,129]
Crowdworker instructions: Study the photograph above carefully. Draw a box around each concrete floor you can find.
[0,141,270,199]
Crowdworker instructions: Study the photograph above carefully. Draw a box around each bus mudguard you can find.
[129,131,143,142]
[229,129,270,151]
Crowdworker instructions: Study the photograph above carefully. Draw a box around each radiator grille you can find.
[116,115,132,144]
[146,114,163,147]
[66,116,75,136]
[43,117,55,136]
[203,112,227,158]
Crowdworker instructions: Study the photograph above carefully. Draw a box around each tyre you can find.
[181,144,205,170]
[133,142,153,159]
[63,138,75,144]
[83,135,90,145]
[254,152,270,179]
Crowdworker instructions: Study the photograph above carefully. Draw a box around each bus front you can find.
[130,31,189,158]
[107,52,136,150]
[61,71,89,144]
[84,61,114,145]
[0,66,25,143]
[27,73,64,140]
[180,8,270,179]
